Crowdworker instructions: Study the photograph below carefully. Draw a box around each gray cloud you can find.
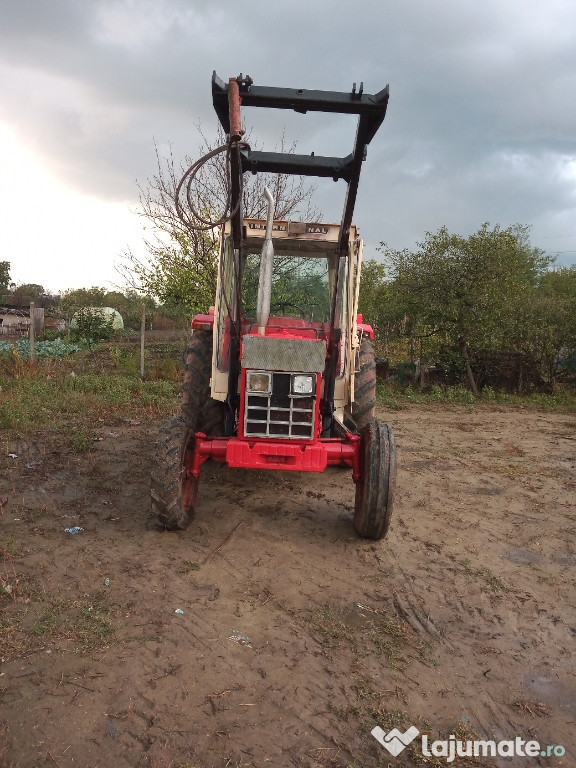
[1,0,575,272]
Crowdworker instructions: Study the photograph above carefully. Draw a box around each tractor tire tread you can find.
[349,338,377,432]
[151,330,225,530]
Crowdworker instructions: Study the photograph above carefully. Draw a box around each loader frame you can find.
[211,71,389,255]
[210,72,389,433]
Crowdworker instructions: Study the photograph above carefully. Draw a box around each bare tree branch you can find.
[117,128,321,314]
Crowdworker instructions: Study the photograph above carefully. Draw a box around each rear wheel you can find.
[346,338,377,433]
[151,416,198,529]
[354,420,396,540]
[151,331,225,529]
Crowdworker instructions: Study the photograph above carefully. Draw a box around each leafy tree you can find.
[527,266,576,381]
[380,223,550,393]
[122,231,218,318]
[12,283,44,301]
[8,283,59,309]
[242,253,331,321]
[60,287,108,316]
[100,290,156,330]
[59,287,157,330]
[0,262,11,297]
[357,260,400,355]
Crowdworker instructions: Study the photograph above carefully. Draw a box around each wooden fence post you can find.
[29,302,36,362]
[140,304,146,380]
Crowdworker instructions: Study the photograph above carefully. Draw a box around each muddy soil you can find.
[1,405,575,767]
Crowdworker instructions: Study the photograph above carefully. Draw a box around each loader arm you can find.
[211,72,389,255]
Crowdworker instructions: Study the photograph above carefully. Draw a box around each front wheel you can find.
[354,421,396,540]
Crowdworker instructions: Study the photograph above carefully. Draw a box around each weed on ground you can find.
[377,382,576,412]
[0,353,181,432]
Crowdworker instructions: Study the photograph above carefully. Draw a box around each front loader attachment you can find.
[211,72,389,255]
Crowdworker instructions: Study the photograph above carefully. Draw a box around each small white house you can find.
[0,307,44,336]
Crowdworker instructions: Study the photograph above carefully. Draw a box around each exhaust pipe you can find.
[256,187,275,335]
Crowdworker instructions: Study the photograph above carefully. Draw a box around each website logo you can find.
[371,726,420,756]
[371,725,566,763]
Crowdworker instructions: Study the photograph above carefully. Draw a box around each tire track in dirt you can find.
[1,407,575,766]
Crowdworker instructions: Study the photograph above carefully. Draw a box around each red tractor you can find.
[151,73,395,539]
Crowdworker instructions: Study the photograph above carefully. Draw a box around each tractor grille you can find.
[244,372,316,440]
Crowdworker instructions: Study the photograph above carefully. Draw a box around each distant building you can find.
[0,306,44,336]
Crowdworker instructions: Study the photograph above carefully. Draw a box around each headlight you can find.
[247,371,272,393]
[291,374,315,395]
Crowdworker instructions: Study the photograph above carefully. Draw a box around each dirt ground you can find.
[1,404,575,768]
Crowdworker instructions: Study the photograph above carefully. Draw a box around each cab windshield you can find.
[215,237,348,374]
[242,251,331,323]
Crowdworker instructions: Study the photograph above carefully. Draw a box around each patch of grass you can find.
[0,569,43,603]
[376,382,576,412]
[537,573,562,586]
[375,381,403,410]
[372,636,408,665]
[4,538,19,557]
[457,558,507,594]
[170,763,203,768]
[513,698,550,717]
[74,596,116,653]
[178,560,201,574]
[378,383,476,407]
[31,607,61,636]
[171,764,203,768]
[332,683,497,767]
[426,385,477,404]
[70,426,94,452]
[307,605,355,648]
[306,604,423,670]
[414,722,500,767]
[1,587,120,661]
[0,367,179,430]
[152,355,180,381]
[0,614,29,661]
[29,598,70,636]
[109,344,139,374]
[330,684,410,730]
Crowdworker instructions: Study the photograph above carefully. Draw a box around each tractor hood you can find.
[241,334,327,374]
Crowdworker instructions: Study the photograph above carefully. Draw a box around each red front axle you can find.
[188,433,361,483]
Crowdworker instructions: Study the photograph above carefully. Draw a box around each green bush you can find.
[70,308,116,348]
[37,329,65,342]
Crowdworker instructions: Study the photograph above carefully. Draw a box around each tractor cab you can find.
[211,217,362,436]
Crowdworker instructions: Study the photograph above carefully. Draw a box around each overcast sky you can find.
[1,0,575,294]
